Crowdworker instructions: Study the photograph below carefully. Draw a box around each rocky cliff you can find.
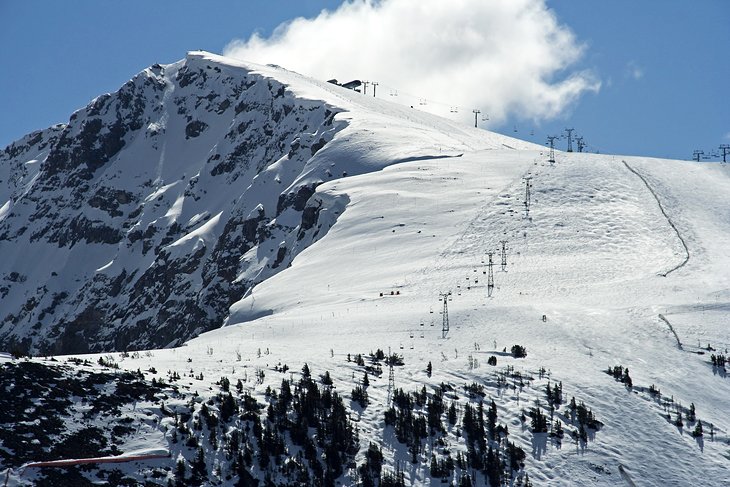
[0,53,349,354]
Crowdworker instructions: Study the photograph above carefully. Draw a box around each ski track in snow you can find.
[622,159,690,277]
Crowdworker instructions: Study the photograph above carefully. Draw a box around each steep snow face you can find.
[0,53,349,354]
[0,52,534,355]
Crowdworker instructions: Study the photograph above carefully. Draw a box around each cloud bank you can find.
[224,0,600,125]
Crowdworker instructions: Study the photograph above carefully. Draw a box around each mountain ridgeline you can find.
[0,53,349,354]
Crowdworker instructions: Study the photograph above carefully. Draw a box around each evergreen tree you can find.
[426,361,432,377]
[622,368,632,388]
[448,402,457,425]
[192,446,206,481]
[688,403,696,422]
[175,458,186,487]
[692,420,703,438]
[487,400,498,440]
[221,391,237,422]
[429,453,440,478]
[485,446,500,486]
[459,474,474,487]
[358,443,383,487]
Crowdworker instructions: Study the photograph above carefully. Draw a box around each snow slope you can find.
[2,52,730,485]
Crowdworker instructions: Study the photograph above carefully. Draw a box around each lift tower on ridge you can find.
[546,136,558,164]
[564,128,575,152]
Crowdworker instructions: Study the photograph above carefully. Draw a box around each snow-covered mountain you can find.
[0,52,520,355]
[2,52,729,486]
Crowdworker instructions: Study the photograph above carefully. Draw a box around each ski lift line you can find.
[368,82,533,134]
[370,81,480,115]
[373,82,457,108]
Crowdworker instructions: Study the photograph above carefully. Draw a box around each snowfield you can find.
[2,52,730,486]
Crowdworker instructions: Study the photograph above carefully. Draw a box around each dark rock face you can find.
[185,120,208,138]
[0,54,347,354]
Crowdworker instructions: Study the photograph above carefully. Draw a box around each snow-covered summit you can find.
[0,51,534,355]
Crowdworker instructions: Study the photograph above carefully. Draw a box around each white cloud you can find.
[626,61,644,80]
[223,0,600,125]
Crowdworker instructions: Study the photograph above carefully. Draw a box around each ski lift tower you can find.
[472,109,481,128]
[439,292,451,338]
[546,136,558,164]
[486,252,495,297]
[693,150,704,162]
[523,176,533,216]
[499,240,508,271]
[564,128,575,152]
[719,144,730,163]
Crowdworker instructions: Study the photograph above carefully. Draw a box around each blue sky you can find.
[1,0,727,160]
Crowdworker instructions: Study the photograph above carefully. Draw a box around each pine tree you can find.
[485,447,500,486]
[426,361,432,377]
[429,453,440,478]
[622,368,632,388]
[221,391,237,422]
[692,420,703,438]
[448,402,457,425]
[688,403,696,422]
[175,458,186,486]
[192,446,206,481]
